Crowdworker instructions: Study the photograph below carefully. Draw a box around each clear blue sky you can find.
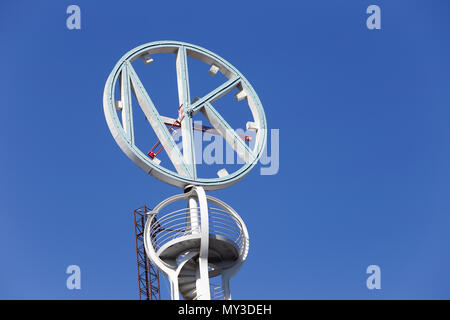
[1,0,450,299]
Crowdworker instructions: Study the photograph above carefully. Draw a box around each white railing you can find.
[210,283,225,300]
[149,206,247,257]
[149,207,200,251]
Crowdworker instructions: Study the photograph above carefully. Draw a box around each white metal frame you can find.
[143,186,249,300]
[103,41,267,190]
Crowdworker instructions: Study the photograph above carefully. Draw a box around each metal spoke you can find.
[189,77,241,115]
[201,102,255,163]
[120,64,134,144]
[126,61,193,178]
[176,46,197,178]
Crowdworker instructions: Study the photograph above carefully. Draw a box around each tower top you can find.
[103,41,267,190]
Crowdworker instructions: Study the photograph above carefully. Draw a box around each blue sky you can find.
[1,0,450,299]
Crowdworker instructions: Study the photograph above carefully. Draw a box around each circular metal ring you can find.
[103,41,267,190]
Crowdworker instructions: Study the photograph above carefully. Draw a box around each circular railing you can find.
[210,283,225,300]
[149,206,248,259]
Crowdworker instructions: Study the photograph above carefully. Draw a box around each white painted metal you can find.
[127,61,193,177]
[187,196,199,235]
[201,102,255,163]
[235,89,247,102]
[189,77,241,115]
[120,64,134,143]
[103,41,265,301]
[208,64,220,76]
[176,46,197,178]
[217,168,229,178]
[103,41,267,190]
[246,121,258,132]
[195,186,210,300]
[141,53,154,65]
[143,186,249,300]
[152,157,162,166]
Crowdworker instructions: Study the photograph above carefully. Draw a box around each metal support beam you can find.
[189,77,241,115]
[127,61,193,178]
[134,206,160,300]
[201,102,255,163]
[176,46,197,178]
[196,186,211,300]
[120,64,134,143]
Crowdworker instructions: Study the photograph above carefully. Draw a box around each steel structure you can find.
[134,206,160,300]
[144,186,249,300]
[104,41,267,300]
[103,41,267,190]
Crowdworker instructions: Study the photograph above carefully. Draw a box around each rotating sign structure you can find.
[103,41,267,300]
[103,41,267,190]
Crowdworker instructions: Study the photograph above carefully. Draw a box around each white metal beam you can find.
[127,61,193,178]
[195,186,211,300]
[201,102,255,163]
[120,63,134,144]
[189,77,241,115]
[176,46,197,178]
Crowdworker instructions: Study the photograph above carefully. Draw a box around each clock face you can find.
[103,41,267,190]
